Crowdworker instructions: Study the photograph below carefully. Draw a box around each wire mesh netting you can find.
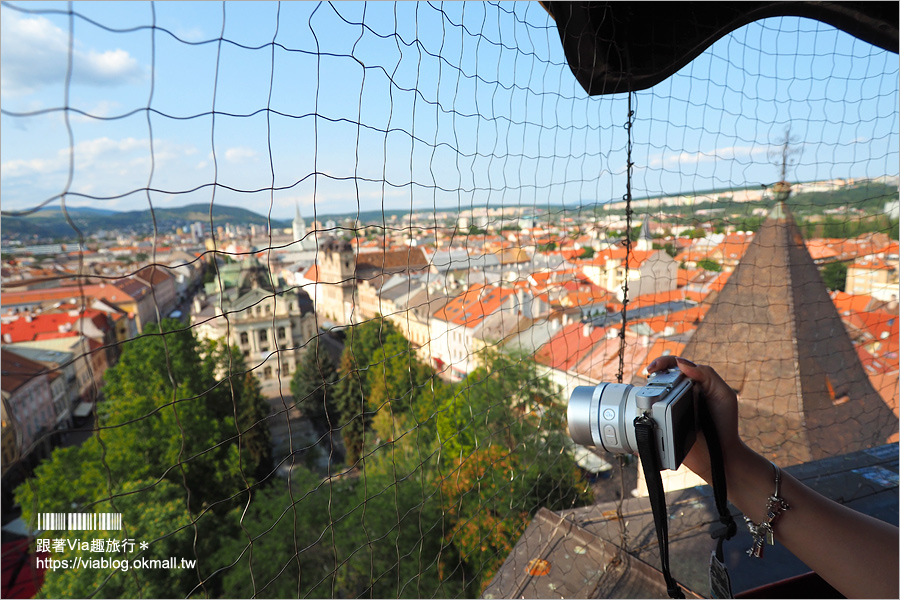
[1,2,897,598]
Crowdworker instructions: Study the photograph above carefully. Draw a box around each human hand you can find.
[646,355,746,483]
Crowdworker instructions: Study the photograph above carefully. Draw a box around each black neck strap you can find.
[634,397,737,599]
[635,414,686,599]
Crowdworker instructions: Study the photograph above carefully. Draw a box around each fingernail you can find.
[675,357,696,368]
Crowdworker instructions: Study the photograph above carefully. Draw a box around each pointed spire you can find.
[293,200,307,244]
[636,214,654,251]
[683,203,896,465]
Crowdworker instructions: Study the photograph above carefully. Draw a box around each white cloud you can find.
[1,136,199,181]
[174,26,206,43]
[647,145,769,168]
[0,11,145,96]
[1,157,59,178]
[224,147,257,163]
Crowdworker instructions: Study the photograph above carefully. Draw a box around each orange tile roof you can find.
[533,322,606,372]
[628,305,710,336]
[302,264,319,281]
[674,249,713,263]
[848,257,895,271]
[560,248,584,261]
[676,269,698,287]
[628,289,691,310]
[831,291,875,315]
[433,284,518,328]
[716,234,754,261]
[580,246,650,267]
[805,239,844,261]
[573,331,650,383]
[1,309,109,343]
[1,349,50,394]
[638,339,688,374]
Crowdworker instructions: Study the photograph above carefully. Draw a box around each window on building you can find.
[240,332,249,345]
[278,327,286,339]
[264,366,272,379]
[258,329,268,343]
[265,304,271,315]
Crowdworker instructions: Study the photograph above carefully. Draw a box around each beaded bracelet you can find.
[744,461,790,558]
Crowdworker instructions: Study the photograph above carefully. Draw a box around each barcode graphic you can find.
[38,513,122,531]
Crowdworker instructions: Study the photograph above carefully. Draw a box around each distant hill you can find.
[34,206,119,217]
[4,204,292,241]
[4,181,896,242]
[3,202,426,242]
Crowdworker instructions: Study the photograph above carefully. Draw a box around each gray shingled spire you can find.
[683,202,896,465]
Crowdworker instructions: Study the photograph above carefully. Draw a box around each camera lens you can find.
[567,385,601,447]
[568,382,636,454]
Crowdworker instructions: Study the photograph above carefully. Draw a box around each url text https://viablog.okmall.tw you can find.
[33,512,197,573]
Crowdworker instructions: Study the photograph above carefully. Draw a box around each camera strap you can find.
[634,398,737,599]
[635,414,685,599]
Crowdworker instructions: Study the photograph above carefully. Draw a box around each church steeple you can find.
[292,201,307,243]
[635,214,654,251]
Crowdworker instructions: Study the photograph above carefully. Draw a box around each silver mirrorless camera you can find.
[567,368,698,471]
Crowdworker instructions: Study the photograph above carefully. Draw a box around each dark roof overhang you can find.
[541,1,899,96]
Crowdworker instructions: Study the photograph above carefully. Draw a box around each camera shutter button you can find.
[603,409,615,421]
[603,424,618,445]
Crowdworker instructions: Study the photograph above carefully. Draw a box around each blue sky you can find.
[1,1,897,221]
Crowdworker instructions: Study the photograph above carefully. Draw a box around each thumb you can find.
[675,357,705,382]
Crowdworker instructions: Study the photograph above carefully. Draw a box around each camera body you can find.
[567,368,698,471]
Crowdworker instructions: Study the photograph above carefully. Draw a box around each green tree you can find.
[16,319,274,598]
[368,331,438,444]
[821,261,848,291]
[332,351,370,465]
[212,468,336,598]
[36,480,210,599]
[290,339,339,429]
[435,352,593,591]
[697,258,723,272]
[686,227,708,239]
[202,339,273,483]
[331,318,407,463]
[213,452,465,599]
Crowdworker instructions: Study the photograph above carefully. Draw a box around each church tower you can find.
[682,201,896,465]
[293,201,307,244]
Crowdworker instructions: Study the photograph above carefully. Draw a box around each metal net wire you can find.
[1,2,897,598]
